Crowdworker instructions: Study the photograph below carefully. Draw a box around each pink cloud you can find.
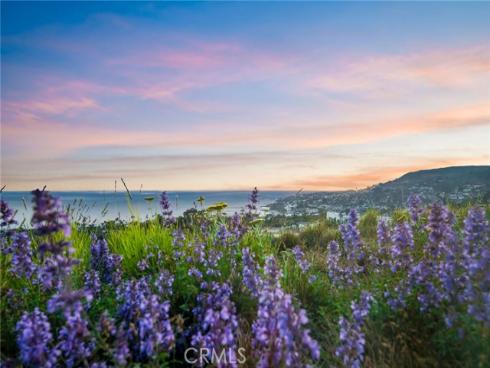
[3,100,488,164]
[307,45,490,95]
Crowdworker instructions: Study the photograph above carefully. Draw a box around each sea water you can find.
[1,191,292,224]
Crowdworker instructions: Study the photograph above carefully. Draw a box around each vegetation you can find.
[1,189,489,367]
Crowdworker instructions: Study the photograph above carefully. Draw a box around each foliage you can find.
[1,191,489,367]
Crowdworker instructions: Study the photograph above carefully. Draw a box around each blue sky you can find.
[1,2,489,190]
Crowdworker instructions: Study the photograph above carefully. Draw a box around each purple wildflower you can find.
[154,270,174,297]
[190,241,206,264]
[114,328,130,366]
[117,278,174,361]
[252,256,320,367]
[16,308,60,367]
[56,314,94,367]
[425,202,457,255]
[47,288,94,368]
[31,189,70,238]
[192,282,239,367]
[205,249,223,277]
[407,261,444,312]
[339,209,365,275]
[3,232,36,279]
[230,212,246,240]
[160,191,176,226]
[341,209,362,252]
[47,289,93,320]
[37,254,79,290]
[326,240,357,286]
[335,291,374,368]
[242,247,262,297]
[200,218,211,238]
[384,286,407,310]
[189,267,204,280]
[376,219,391,248]
[389,222,414,273]
[462,208,490,326]
[407,194,424,223]
[97,311,116,338]
[137,258,150,271]
[246,187,259,215]
[89,237,122,285]
[216,224,231,247]
[292,245,311,272]
[0,199,17,228]
[172,228,186,259]
[95,312,129,366]
[463,207,489,254]
[30,190,78,291]
[84,270,101,297]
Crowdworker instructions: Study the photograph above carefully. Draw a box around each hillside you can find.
[269,166,490,216]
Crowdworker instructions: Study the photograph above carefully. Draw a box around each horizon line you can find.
[2,164,488,194]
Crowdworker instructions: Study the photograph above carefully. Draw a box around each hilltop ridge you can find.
[269,166,490,216]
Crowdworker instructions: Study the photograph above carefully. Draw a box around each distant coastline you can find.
[0,191,294,224]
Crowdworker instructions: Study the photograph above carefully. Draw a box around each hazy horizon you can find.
[1,164,489,193]
[2,2,489,191]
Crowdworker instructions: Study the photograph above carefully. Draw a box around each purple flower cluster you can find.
[84,270,101,297]
[252,256,320,367]
[56,312,94,367]
[47,289,95,367]
[31,188,71,239]
[1,199,17,228]
[292,245,310,272]
[117,278,175,361]
[230,212,246,240]
[16,308,60,367]
[47,289,93,319]
[241,247,262,297]
[425,202,457,254]
[30,190,78,290]
[341,209,363,253]
[334,209,365,279]
[374,218,391,268]
[89,237,122,284]
[160,191,176,226]
[38,254,79,290]
[187,236,223,278]
[172,228,186,259]
[383,203,490,331]
[462,207,490,326]
[2,232,36,279]
[292,245,317,283]
[216,224,232,247]
[376,218,391,248]
[336,291,374,368]
[410,203,458,311]
[407,193,424,223]
[192,282,239,367]
[95,311,131,365]
[463,207,488,253]
[327,240,346,285]
[246,187,259,219]
[389,222,414,273]
[154,269,175,297]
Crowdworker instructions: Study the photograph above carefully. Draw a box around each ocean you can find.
[1,191,293,224]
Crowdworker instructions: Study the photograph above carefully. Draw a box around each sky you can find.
[1,2,489,191]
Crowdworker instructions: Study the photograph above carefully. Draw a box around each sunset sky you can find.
[1,2,489,191]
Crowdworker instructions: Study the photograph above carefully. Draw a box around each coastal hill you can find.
[269,166,490,216]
